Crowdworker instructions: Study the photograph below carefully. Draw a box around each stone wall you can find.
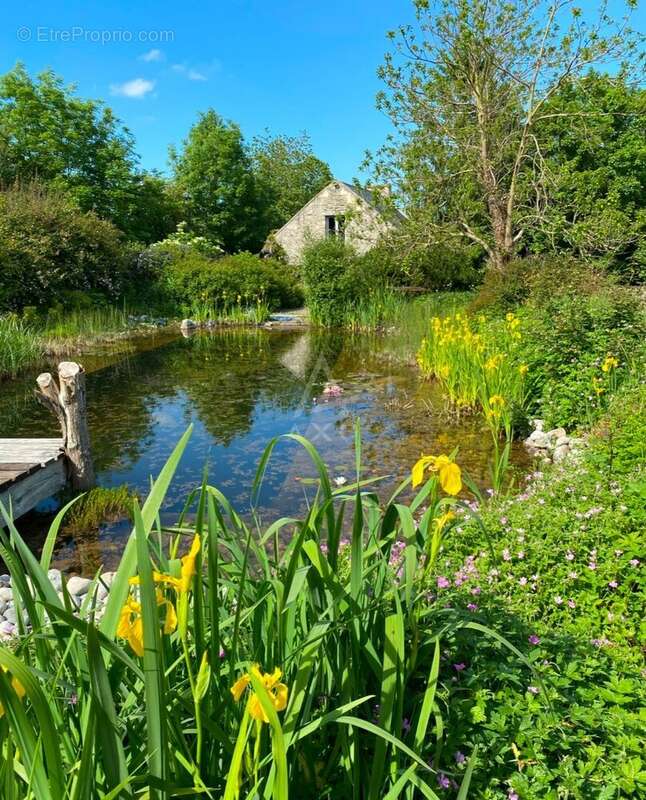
[274,181,391,264]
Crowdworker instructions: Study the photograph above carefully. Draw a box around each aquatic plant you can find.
[417,310,532,492]
[0,426,535,798]
[62,484,137,535]
[417,311,529,426]
[0,316,42,379]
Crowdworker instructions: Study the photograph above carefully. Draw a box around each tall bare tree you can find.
[373,0,643,270]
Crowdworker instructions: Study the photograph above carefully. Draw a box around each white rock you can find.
[532,419,545,432]
[0,574,11,586]
[67,576,91,596]
[0,600,6,615]
[547,427,567,441]
[4,607,17,624]
[553,444,570,463]
[555,435,569,448]
[47,569,63,590]
[95,583,109,602]
[102,572,116,587]
[527,431,550,448]
[58,591,80,609]
[0,587,13,602]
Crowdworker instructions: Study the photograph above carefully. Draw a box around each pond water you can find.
[0,328,529,573]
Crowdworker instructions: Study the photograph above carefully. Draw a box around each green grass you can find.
[188,299,272,325]
[39,306,138,346]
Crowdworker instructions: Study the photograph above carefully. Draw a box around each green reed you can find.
[0,316,43,379]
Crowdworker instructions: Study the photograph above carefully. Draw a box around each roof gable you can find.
[273,179,403,236]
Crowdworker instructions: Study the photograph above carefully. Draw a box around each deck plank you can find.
[0,460,67,519]
[0,439,66,516]
[0,438,64,465]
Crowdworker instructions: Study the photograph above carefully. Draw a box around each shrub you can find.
[469,256,535,313]
[161,251,302,314]
[301,237,381,325]
[0,183,134,311]
[399,243,483,289]
[517,280,644,428]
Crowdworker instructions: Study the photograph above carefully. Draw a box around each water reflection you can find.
[0,329,529,571]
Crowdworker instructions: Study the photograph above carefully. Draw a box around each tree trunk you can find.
[35,362,95,491]
[474,81,515,272]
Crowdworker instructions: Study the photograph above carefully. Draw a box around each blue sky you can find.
[1,1,418,180]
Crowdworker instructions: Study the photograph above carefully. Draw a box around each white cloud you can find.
[110,78,155,99]
[172,63,209,81]
[187,69,207,81]
[140,48,164,62]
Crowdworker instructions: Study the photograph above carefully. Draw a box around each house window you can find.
[325,215,345,240]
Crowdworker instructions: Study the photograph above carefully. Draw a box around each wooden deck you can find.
[0,439,66,519]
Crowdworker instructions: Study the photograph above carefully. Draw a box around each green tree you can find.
[373,0,643,271]
[170,110,264,253]
[534,73,646,280]
[0,64,139,231]
[251,132,332,231]
[123,172,184,246]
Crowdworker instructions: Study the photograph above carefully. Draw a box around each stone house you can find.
[272,180,401,264]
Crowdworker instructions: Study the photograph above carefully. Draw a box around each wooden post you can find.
[35,362,95,491]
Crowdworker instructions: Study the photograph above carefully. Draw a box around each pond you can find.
[0,328,530,573]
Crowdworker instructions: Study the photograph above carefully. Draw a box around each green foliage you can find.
[469,257,645,428]
[373,240,483,290]
[251,131,332,232]
[432,382,646,797]
[162,251,302,314]
[124,173,183,246]
[0,183,134,311]
[301,237,385,326]
[515,269,645,428]
[534,73,646,282]
[171,110,265,253]
[469,257,536,314]
[372,1,643,271]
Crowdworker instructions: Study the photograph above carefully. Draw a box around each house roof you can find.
[273,179,405,237]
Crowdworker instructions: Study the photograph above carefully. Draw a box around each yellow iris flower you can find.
[0,667,26,718]
[434,510,456,533]
[117,590,178,656]
[485,354,503,371]
[231,665,289,723]
[412,454,462,495]
[601,355,619,373]
[129,534,201,595]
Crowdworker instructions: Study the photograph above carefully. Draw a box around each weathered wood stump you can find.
[35,362,95,491]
